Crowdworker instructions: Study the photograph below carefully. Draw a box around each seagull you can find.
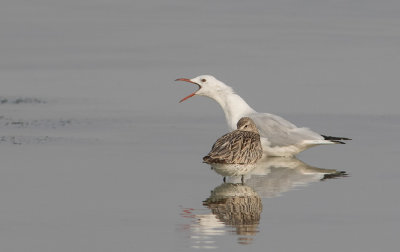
[176,75,351,157]
[203,117,263,182]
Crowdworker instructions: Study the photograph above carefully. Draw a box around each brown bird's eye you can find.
[201,79,206,82]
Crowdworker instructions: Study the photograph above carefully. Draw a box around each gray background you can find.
[0,0,399,251]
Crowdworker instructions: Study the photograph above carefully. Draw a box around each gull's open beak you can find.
[175,78,201,103]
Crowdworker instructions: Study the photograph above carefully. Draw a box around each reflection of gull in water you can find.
[182,158,346,248]
[180,207,225,249]
[209,156,346,187]
[246,157,347,198]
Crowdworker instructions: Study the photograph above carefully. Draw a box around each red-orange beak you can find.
[175,78,201,103]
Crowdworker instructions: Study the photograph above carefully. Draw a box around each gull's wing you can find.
[248,113,324,147]
[203,131,263,164]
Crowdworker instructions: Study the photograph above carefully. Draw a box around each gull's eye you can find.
[201,79,206,82]
[244,125,248,128]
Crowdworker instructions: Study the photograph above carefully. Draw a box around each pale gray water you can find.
[1,0,400,251]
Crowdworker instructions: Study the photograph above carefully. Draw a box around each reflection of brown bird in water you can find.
[203,183,262,243]
[203,117,263,167]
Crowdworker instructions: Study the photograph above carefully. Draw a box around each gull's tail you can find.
[321,135,352,144]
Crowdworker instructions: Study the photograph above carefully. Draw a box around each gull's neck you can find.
[209,91,256,130]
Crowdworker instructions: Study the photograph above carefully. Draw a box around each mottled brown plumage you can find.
[203,117,263,164]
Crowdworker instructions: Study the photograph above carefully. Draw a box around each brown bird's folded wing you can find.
[203,131,263,164]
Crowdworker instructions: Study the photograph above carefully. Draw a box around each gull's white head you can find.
[175,75,233,102]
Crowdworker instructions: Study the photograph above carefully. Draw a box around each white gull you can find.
[176,75,351,157]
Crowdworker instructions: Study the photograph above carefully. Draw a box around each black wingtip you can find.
[321,171,349,181]
[332,140,346,144]
[321,134,352,141]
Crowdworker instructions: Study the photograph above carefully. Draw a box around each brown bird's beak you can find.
[175,78,201,103]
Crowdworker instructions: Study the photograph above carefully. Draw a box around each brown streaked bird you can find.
[204,117,263,166]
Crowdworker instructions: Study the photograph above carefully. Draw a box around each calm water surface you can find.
[0,99,399,251]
